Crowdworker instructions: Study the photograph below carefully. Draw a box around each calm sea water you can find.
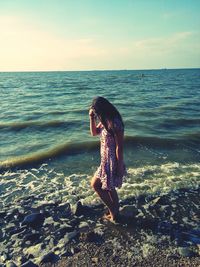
[0,69,200,207]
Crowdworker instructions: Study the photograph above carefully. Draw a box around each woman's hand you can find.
[89,108,95,118]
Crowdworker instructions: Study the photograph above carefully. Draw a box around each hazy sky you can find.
[0,0,199,71]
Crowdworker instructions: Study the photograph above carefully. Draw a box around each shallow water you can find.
[0,69,200,207]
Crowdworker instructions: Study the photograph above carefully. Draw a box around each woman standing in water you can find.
[89,96,126,221]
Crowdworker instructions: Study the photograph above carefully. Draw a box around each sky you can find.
[0,0,200,71]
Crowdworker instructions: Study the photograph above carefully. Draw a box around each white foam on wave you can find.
[0,162,200,207]
[118,162,200,199]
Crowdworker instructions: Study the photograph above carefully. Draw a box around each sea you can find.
[0,69,200,209]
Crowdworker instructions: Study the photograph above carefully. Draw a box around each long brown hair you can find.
[90,96,124,135]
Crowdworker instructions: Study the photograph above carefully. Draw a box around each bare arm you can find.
[89,109,100,136]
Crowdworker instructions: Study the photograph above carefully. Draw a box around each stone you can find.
[138,217,159,231]
[120,205,139,218]
[178,246,197,257]
[157,221,172,234]
[150,195,169,206]
[23,243,43,258]
[92,257,99,264]
[79,221,90,231]
[21,213,45,229]
[63,231,79,243]
[21,260,38,267]
[24,233,40,244]
[19,256,29,265]
[57,202,71,212]
[80,231,103,243]
[43,216,54,226]
[6,261,18,267]
[73,201,94,216]
[10,227,26,236]
[54,224,74,238]
[60,250,73,257]
[0,211,6,219]
[40,252,59,264]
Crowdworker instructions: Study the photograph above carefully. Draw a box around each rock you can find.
[178,246,197,257]
[21,260,38,267]
[1,252,9,262]
[150,195,169,206]
[73,201,94,216]
[79,221,90,231]
[43,216,54,226]
[5,223,16,233]
[157,221,172,234]
[24,233,41,244]
[166,254,180,260]
[57,202,70,212]
[21,213,45,229]
[70,218,80,227]
[70,247,80,254]
[0,211,6,219]
[92,257,99,264]
[120,205,139,218]
[138,217,159,231]
[23,243,43,258]
[54,224,74,238]
[80,231,103,243]
[10,227,26,236]
[6,261,18,267]
[18,256,29,265]
[40,252,59,264]
[136,194,147,205]
[60,250,73,257]
[63,231,79,243]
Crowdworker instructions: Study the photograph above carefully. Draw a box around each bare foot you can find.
[102,213,119,222]
[102,213,112,220]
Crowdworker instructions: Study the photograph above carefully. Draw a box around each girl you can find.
[89,96,126,221]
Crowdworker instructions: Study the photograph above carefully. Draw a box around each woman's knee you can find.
[91,176,101,191]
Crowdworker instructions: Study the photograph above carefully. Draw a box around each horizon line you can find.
[0,67,199,73]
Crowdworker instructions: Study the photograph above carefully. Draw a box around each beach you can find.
[1,187,199,266]
[0,69,200,266]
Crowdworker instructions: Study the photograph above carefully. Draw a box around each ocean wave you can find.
[0,141,99,170]
[1,135,199,171]
[0,120,77,131]
[159,118,200,127]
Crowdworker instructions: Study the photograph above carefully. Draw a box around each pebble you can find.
[54,224,74,238]
[80,231,103,243]
[92,257,99,264]
[5,261,18,267]
[23,243,43,258]
[120,205,139,218]
[40,252,59,264]
[79,221,90,231]
[24,233,41,244]
[178,246,197,257]
[21,213,45,229]
[21,260,38,267]
[73,201,94,216]
[0,189,199,266]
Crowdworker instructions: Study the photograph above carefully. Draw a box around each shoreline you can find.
[1,186,200,267]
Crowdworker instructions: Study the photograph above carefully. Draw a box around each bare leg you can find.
[109,189,120,217]
[91,176,116,220]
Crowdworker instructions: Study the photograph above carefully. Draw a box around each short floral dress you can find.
[95,117,126,191]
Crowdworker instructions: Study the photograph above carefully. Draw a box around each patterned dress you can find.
[95,117,126,191]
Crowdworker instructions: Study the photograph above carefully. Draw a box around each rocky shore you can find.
[0,187,200,267]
